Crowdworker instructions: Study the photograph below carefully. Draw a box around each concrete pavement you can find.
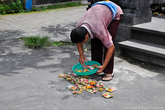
[0,5,165,110]
[0,6,87,42]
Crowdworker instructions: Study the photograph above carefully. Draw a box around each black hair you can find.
[70,27,87,43]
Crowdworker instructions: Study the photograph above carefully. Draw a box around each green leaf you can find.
[11,1,16,6]
[4,5,11,11]
[2,11,6,15]
[0,5,5,11]
[11,10,14,13]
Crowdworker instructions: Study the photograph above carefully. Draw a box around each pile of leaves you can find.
[58,74,116,99]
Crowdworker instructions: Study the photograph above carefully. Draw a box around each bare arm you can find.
[76,42,87,65]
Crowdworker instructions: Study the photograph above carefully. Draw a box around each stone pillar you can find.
[111,0,152,26]
[110,0,152,47]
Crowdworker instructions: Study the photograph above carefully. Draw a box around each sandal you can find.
[101,74,114,81]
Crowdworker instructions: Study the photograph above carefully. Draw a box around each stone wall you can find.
[111,0,152,26]
[86,0,153,46]
[109,0,152,47]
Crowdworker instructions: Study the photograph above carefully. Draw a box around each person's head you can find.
[70,27,89,43]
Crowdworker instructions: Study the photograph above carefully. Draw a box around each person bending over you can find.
[70,1,123,81]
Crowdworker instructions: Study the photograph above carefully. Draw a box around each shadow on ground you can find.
[0,30,25,41]
[0,38,81,76]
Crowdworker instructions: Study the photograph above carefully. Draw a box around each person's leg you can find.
[91,38,103,66]
[102,16,122,81]
[103,47,114,73]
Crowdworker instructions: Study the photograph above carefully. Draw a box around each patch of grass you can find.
[22,35,51,49]
[20,35,75,49]
[51,41,75,46]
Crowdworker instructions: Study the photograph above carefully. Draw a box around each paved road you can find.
[0,6,86,42]
[0,5,165,110]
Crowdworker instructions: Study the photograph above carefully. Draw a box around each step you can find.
[131,27,165,46]
[118,39,165,67]
[131,17,165,46]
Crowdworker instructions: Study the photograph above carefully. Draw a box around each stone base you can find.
[121,7,152,26]
[111,0,152,26]
[115,25,131,48]
[118,40,165,67]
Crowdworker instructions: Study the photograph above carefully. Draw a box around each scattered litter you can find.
[58,73,116,99]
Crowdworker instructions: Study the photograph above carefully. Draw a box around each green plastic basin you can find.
[72,61,100,76]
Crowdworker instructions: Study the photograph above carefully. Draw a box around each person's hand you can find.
[96,65,105,73]
[79,55,87,66]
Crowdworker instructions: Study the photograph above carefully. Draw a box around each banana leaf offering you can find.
[58,74,116,99]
